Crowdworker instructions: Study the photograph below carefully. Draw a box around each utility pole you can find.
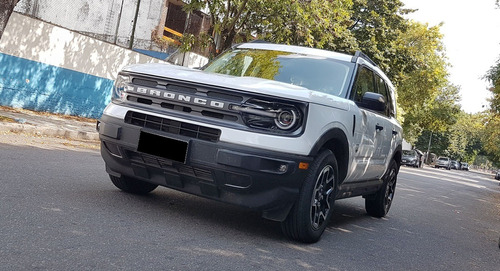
[0,0,20,39]
[129,0,141,49]
[113,0,125,44]
[426,131,433,164]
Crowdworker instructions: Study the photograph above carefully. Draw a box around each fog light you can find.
[279,164,288,173]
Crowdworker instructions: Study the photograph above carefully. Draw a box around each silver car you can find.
[435,157,451,170]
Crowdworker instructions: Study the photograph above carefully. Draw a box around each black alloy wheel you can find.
[281,150,338,243]
[365,159,398,217]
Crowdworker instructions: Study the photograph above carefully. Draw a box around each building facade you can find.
[14,0,209,54]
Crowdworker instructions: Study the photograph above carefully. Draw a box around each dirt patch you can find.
[0,115,16,123]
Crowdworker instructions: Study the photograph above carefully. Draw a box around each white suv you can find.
[98,42,403,243]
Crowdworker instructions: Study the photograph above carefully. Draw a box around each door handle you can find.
[375,124,384,131]
[392,130,398,136]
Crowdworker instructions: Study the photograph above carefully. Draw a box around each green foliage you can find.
[481,113,500,167]
[482,52,500,166]
[183,0,358,57]
[394,22,451,143]
[416,111,485,163]
[250,0,357,52]
[415,130,449,158]
[183,0,253,57]
[350,0,415,81]
[447,112,484,162]
[484,56,500,115]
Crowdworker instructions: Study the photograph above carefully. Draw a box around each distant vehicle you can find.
[461,162,469,171]
[402,150,419,168]
[495,169,500,180]
[435,157,451,170]
[450,160,460,170]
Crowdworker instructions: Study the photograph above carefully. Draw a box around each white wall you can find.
[1,12,163,80]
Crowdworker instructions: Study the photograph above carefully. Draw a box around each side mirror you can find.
[360,92,386,113]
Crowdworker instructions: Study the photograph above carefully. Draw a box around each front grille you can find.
[125,111,221,142]
[125,150,214,181]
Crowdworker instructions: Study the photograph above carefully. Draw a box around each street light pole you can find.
[426,131,433,164]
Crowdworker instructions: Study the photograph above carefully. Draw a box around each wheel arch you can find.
[309,128,349,183]
[392,144,402,169]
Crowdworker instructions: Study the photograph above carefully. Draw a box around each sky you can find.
[402,0,500,113]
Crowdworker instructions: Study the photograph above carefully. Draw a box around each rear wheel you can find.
[109,175,158,195]
[281,150,338,243]
[365,160,398,217]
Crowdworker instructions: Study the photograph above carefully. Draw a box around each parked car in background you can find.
[435,157,451,170]
[461,162,469,171]
[402,150,419,168]
[495,169,500,180]
[450,160,460,170]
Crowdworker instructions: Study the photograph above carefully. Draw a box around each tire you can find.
[365,159,398,218]
[281,150,338,243]
[109,175,158,195]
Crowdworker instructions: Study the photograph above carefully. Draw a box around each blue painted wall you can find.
[0,53,113,119]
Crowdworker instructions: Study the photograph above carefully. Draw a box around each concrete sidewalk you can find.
[0,106,99,141]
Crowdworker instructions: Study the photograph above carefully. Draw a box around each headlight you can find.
[112,73,132,102]
[275,109,298,130]
[232,99,305,134]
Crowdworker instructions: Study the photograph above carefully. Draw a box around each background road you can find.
[1,135,499,270]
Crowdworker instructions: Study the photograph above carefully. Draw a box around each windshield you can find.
[403,150,415,156]
[203,49,354,97]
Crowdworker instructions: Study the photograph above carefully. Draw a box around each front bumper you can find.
[97,113,313,221]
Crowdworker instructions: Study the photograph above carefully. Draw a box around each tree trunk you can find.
[0,0,19,39]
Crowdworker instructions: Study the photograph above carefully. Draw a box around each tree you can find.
[484,56,500,115]
[250,0,357,53]
[481,113,500,167]
[182,0,357,58]
[182,0,252,57]
[350,0,415,83]
[447,112,484,162]
[395,22,450,143]
[482,55,500,167]
[0,0,19,39]
[415,130,449,158]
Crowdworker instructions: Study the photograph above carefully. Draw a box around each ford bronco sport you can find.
[98,42,403,243]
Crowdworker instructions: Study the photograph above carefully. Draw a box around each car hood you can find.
[122,63,350,110]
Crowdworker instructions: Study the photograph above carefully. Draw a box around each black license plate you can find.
[137,132,188,163]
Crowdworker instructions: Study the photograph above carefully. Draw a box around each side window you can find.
[375,75,390,117]
[388,87,397,117]
[353,66,376,103]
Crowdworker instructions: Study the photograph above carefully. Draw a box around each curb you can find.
[0,122,99,141]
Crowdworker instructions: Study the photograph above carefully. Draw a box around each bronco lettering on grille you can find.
[134,87,226,109]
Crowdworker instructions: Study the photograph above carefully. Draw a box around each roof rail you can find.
[351,51,377,67]
[249,39,270,43]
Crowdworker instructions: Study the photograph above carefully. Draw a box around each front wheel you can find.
[365,160,398,217]
[281,150,338,243]
[109,175,158,195]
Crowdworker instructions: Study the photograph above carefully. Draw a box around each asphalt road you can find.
[1,138,499,270]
